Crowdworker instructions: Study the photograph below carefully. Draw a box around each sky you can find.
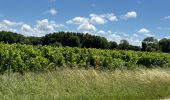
[0,0,170,46]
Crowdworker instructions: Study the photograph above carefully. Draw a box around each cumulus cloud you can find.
[96,30,142,46]
[92,28,154,46]
[157,27,170,31]
[137,28,154,37]
[97,30,122,42]
[0,19,64,36]
[2,20,23,26]
[67,13,118,25]
[90,14,106,25]
[50,9,57,15]
[78,23,96,32]
[164,16,170,20]
[21,24,32,32]
[90,13,118,24]
[97,30,106,34]
[0,20,23,32]
[96,30,141,46]
[66,13,118,32]
[21,24,36,36]
[121,11,137,20]
[36,19,57,31]
[104,13,118,22]
[133,33,138,37]
[138,28,150,33]
[44,8,57,16]
[66,17,89,25]
[21,19,64,36]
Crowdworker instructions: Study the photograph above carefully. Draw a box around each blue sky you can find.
[0,0,170,46]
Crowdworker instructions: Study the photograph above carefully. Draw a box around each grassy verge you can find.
[0,68,170,100]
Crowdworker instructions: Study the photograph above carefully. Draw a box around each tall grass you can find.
[0,68,170,100]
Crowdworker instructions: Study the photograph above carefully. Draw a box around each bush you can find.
[0,43,169,73]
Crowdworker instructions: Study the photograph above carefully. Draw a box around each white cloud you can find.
[97,30,120,42]
[50,9,57,15]
[125,11,137,18]
[66,17,89,25]
[128,37,141,46]
[67,13,118,25]
[90,14,106,25]
[36,19,57,32]
[90,13,118,24]
[0,19,65,36]
[104,13,118,22]
[133,33,138,37]
[21,24,32,32]
[67,16,97,32]
[44,8,57,16]
[21,24,36,36]
[121,11,137,20]
[78,23,96,32]
[97,30,106,34]
[66,13,118,32]
[138,28,150,33]
[138,28,154,37]
[0,20,23,32]
[164,16,170,20]
[96,30,142,46]
[2,20,23,26]
[27,19,64,36]
[157,27,170,31]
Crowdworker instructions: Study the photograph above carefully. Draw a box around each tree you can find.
[94,36,110,49]
[49,41,62,47]
[109,41,118,49]
[118,40,129,50]
[68,36,81,47]
[159,38,170,52]
[142,37,159,52]
[128,45,141,51]
[0,31,25,44]
[24,37,42,45]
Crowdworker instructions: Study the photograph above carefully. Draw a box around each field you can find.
[1,43,170,99]
[0,43,170,73]
[0,68,170,100]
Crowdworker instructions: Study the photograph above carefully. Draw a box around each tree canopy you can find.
[142,37,159,52]
[0,31,170,53]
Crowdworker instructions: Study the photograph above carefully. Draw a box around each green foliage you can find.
[142,37,159,52]
[159,38,170,52]
[118,40,129,50]
[0,31,25,44]
[109,41,118,49]
[2,31,170,53]
[42,32,110,49]
[0,43,170,73]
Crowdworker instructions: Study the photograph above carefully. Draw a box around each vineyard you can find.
[0,43,169,73]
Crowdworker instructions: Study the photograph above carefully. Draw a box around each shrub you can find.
[0,43,169,73]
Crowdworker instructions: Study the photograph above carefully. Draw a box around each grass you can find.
[0,68,170,100]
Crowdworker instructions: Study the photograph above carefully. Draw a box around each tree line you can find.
[0,31,170,52]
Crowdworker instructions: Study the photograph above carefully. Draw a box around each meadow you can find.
[1,43,170,99]
[0,68,170,100]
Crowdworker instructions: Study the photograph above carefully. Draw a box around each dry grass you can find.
[0,68,170,100]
